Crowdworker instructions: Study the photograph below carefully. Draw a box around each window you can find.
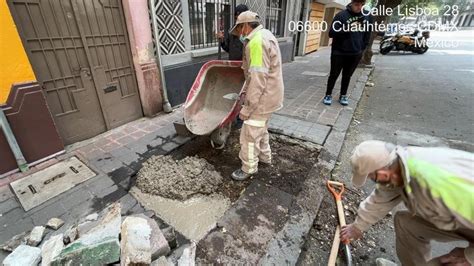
[188,0,231,49]
[266,0,286,37]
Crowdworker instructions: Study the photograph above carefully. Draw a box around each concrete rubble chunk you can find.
[52,203,121,265]
[0,231,28,252]
[121,216,152,266]
[63,226,78,245]
[84,213,98,222]
[178,243,196,266]
[162,227,177,249]
[3,244,41,266]
[133,214,171,259]
[41,234,64,266]
[27,226,46,246]
[376,258,398,266]
[46,218,65,230]
[152,256,173,266]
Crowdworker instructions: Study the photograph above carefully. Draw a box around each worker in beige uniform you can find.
[228,11,284,181]
[341,140,474,265]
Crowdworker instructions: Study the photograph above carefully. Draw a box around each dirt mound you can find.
[136,155,223,200]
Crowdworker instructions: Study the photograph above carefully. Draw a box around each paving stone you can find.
[0,208,25,228]
[0,186,14,203]
[0,231,28,252]
[119,194,138,216]
[156,125,176,139]
[0,218,34,246]
[161,142,179,153]
[59,187,93,210]
[3,244,41,266]
[172,135,191,145]
[126,141,149,155]
[109,147,139,166]
[0,198,19,215]
[86,175,115,196]
[133,214,170,260]
[89,153,125,174]
[52,203,121,265]
[121,216,152,265]
[41,234,64,266]
[27,225,46,246]
[93,184,119,199]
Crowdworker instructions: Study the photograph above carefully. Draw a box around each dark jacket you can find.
[329,4,372,55]
[220,31,244,60]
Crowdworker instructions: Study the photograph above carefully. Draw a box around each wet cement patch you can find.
[170,131,320,201]
[131,187,230,241]
[136,155,223,200]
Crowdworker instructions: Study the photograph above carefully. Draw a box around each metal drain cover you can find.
[10,157,96,211]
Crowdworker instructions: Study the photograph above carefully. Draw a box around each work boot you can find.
[259,160,272,167]
[231,169,254,181]
[323,95,332,105]
[339,95,349,106]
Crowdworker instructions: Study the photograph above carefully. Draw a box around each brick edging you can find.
[260,65,375,264]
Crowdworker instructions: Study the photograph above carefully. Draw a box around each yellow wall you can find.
[0,0,36,103]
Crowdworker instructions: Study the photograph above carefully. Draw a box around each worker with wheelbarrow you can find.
[229,11,284,181]
[343,140,474,265]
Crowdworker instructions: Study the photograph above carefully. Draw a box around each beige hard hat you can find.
[350,140,397,187]
[230,11,260,36]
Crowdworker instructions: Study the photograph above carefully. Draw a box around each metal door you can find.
[8,0,142,145]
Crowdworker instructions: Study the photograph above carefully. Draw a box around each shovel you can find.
[327,180,353,266]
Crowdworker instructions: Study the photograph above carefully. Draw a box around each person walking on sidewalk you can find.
[341,140,474,265]
[228,11,284,181]
[323,0,371,106]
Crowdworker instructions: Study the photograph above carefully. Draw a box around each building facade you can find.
[0,0,306,176]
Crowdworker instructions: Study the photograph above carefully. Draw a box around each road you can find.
[299,29,474,265]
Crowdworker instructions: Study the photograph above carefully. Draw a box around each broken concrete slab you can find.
[27,226,46,246]
[51,238,120,266]
[196,180,294,264]
[131,187,230,241]
[162,227,177,249]
[0,231,28,252]
[120,216,152,265]
[63,226,78,245]
[41,234,64,266]
[133,214,170,260]
[178,243,196,266]
[52,203,121,265]
[3,244,41,266]
[46,218,64,230]
[152,256,173,266]
[84,213,98,222]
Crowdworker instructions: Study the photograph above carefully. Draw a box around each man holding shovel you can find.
[342,140,474,265]
[228,11,284,181]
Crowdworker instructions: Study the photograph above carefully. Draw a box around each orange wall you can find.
[0,0,36,104]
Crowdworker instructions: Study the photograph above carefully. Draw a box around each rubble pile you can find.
[136,155,223,200]
[1,203,194,265]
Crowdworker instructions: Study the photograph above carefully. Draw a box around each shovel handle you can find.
[328,226,341,266]
[327,180,345,201]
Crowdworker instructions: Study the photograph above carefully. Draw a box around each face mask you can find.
[239,35,246,43]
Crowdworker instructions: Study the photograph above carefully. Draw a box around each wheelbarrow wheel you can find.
[210,123,232,150]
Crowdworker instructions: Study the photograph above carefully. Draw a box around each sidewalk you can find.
[0,46,373,263]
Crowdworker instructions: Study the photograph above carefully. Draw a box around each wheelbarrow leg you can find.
[210,123,232,149]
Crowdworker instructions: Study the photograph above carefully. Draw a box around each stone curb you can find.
[260,65,375,265]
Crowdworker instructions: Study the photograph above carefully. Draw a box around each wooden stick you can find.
[328,226,341,266]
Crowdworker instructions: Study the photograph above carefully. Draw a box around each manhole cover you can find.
[10,157,96,211]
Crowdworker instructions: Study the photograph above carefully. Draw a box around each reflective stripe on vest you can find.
[407,158,474,223]
[244,119,266,128]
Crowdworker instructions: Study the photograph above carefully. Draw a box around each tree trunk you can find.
[359,0,403,65]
